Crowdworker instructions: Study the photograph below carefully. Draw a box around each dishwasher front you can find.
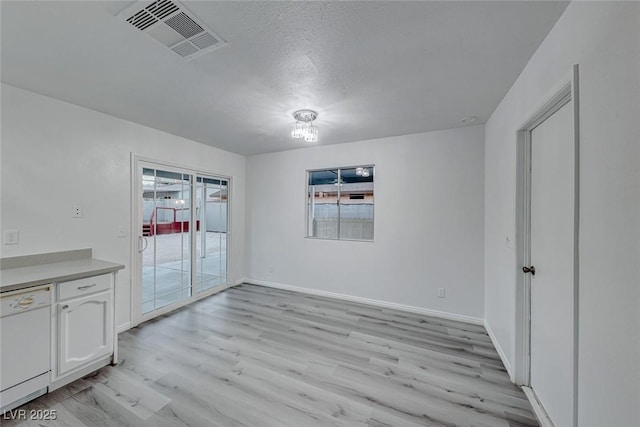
[0,286,51,413]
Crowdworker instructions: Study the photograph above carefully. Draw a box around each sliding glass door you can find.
[195,176,228,292]
[137,161,229,321]
[141,167,192,314]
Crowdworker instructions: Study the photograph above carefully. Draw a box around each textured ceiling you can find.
[1,1,568,155]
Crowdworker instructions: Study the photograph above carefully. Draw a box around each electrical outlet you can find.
[3,230,19,245]
[437,288,445,298]
[72,205,83,218]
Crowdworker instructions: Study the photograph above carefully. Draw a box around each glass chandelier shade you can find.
[290,110,319,143]
[303,124,318,142]
[291,121,306,139]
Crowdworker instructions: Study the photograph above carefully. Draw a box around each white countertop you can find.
[1,258,124,293]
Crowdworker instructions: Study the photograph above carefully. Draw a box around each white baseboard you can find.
[117,322,131,334]
[128,282,236,329]
[522,386,555,427]
[484,320,513,379]
[240,278,484,326]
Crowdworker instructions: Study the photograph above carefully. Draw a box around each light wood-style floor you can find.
[2,284,538,427]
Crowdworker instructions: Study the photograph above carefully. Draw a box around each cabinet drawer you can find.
[58,274,111,300]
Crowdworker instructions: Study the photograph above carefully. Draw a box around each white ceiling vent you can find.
[118,0,227,60]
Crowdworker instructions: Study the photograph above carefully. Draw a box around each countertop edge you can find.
[1,260,125,294]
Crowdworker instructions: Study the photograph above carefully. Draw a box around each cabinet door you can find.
[58,290,113,375]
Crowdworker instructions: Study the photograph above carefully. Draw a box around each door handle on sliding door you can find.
[138,236,148,252]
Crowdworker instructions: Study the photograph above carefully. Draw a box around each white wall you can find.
[0,84,246,330]
[246,125,485,321]
[484,2,640,426]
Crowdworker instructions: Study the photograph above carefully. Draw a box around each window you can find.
[307,166,374,241]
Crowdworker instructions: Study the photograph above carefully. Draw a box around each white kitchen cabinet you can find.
[1,250,124,406]
[57,290,113,375]
[51,273,116,390]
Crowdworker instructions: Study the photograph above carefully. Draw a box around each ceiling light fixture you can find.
[291,110,319,143]
[460,115,477,124]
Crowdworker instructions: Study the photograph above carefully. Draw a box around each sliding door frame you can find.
[195,173,230,293]
[130,154,233,327]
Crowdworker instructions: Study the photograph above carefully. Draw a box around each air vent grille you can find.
[119,0,227,60]
[127,9,158,31]
[191,32,218,49]
[171,41,198,57]
[146,0,178,19]
[165,12,203,39]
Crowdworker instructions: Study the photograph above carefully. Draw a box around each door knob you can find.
[522,266,536,276]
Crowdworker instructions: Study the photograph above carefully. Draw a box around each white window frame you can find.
[305,164,375,242]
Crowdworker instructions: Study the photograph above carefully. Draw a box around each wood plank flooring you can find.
[1,284,538,427]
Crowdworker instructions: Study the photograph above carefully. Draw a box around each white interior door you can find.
[529,100,575,427]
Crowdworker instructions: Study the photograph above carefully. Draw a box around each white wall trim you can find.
[514,68,579,393]
[514,66,580,427]
[485,320,513,380]
[240,278,484,325]
[130,154,235,328]
[523,386,555,427]
[514,77,573,386]
[132,282,234,329]
[117,322,131,334]
[131,154,235,183]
